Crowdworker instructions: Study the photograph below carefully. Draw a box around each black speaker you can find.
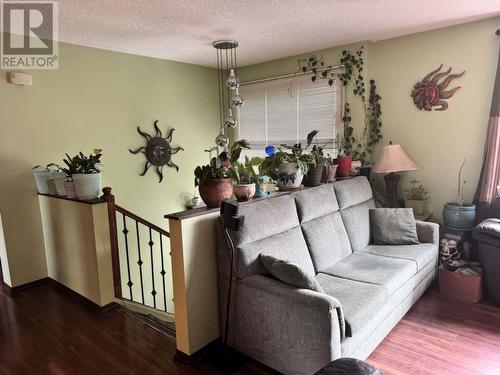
[220,200,245,231]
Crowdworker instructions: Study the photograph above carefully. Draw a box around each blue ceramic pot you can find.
[442,202,476,230]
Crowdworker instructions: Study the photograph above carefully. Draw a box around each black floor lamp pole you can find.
[384,172,401,208]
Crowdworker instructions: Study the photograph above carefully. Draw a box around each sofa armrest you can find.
[228,274,343,375]
[416,220,439,244]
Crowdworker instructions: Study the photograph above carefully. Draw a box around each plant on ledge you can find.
[228,156,263,201]
[71,149,103,200]
[297,46,383,170]
[303,130,329,186]
[260,136,315,191]
[194,140,250,208]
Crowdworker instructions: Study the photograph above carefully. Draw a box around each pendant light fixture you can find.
[213,40,243,147]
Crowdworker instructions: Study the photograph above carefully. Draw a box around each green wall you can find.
[239,16,500,219]
[0,39,219,286]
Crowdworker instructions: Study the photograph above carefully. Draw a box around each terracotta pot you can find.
[305,164,324,187]
[334,156,352,177]
[233,183,256,202]
[277,163,304,190]
[199,178,233,208]
[322,164,338,183]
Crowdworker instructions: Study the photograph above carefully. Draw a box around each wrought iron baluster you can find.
[136,221,145,305]
[159,234,167,312]
[148,228,157,309]
[122,213,133,300]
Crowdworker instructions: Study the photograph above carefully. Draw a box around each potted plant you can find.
[61,153,78,198]
[443,160,476,229]
[72,149,103,200]
[333,137,353,178]
[303,130,329,187]
[194,140,249,208]
[229,156,263,201]
[260,143,314,191]
[32,164,60,194]
[322,155,338,183]
[404,179,429,215]
[255,175,272,198]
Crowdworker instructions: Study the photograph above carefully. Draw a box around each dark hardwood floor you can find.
[1,283,499,375]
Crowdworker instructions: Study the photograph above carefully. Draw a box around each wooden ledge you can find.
[38,193,105,205]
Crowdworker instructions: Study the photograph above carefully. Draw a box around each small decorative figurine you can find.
[129,120,183,183]
[411,65,465,111]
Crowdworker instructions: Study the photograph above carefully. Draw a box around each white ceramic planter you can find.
[33,170,52,194]
[73,173,102,200]
[53,172,68,196]
[277,163,304,190]
[47,178,57,195]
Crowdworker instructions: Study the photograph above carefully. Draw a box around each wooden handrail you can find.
[114,204,170,238]
[101,187,122,299]
[102,187,169,238]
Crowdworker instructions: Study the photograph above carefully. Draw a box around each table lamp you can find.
[373,142,419,208]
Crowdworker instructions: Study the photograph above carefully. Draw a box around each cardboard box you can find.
[438,266,483,303]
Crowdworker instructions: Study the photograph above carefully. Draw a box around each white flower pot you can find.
[277,163,304,190]
[47,178,57,195]
[53,172,68,196]
[73,173,102,200]
[33,170,52,194]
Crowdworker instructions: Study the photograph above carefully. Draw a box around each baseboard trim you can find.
[1,277,119,313]
[174,339,221,367]
[1,277,50,296]
[47,279,120,313]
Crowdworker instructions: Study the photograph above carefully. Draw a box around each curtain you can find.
[474,45,500,221]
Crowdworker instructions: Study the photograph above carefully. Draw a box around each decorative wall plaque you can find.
[129,120,183,183]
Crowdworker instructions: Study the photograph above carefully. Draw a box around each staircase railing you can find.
[102,187,172,314]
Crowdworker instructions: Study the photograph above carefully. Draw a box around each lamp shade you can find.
[373,144,419,173]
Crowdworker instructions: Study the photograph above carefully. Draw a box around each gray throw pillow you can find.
[259,254,324,293]
[370,208,419,245]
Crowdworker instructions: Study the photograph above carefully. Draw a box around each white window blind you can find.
[237,70,344,150]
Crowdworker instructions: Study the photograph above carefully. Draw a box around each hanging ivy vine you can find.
[297,46,383,166]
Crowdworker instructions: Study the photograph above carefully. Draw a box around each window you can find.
[237,69,344,153]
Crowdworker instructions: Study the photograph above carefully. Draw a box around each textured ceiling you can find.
[55,0,500,67]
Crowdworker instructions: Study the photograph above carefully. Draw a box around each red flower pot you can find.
[334,156,353,177]
[199,178,233,208]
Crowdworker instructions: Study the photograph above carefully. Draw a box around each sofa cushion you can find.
[301,212,352,272]
[333,177,373,210]
[321,252,417,294]
[315,273,388,337]
[235,194,300,246]
[340,200,375,251]
[360,243,437,272]
[237,226,316,278]
[293,184,339,223]
[370,208,419,245]
[259,254,324,293]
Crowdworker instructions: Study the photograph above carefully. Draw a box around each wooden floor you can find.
[1,284,500,375]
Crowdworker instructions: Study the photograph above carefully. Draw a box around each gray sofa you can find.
[217,177,439,375]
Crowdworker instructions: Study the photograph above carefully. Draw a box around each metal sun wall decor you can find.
[129,120,183,183]
[411,64,465,111]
